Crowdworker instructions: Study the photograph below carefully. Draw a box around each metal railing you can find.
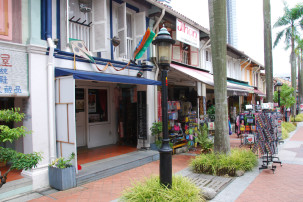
[69,21,90,50]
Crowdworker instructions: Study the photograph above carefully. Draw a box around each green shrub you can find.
[290,114,303,122]
[121,175,205,202]
[191,148,258,176]
[282,127,289,140]
[282,122,296,132]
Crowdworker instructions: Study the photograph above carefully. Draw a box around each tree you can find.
[208,0,230,154]
[273,2,302,116]
[295,36,303,108]
[0,108,42,188]
[273,84,296,109]
[263,0,274,102]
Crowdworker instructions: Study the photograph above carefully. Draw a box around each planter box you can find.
[49,166,76,191]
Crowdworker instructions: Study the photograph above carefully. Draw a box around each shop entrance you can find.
[76,88,86,147]
[119,88,138,146]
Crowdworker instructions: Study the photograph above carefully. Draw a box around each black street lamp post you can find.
[152,26,175,188]
[277,82,282,107]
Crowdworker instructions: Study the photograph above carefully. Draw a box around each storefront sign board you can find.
[176,18,200,48]
[0,48,29,97]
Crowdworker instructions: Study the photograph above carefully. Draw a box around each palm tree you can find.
[273,2,302,116]
[263,0,273,102]
[295,36,303,108]
[208,0,230,154]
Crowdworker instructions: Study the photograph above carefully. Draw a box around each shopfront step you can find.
[0,177,32,201]
[76,150,159,186]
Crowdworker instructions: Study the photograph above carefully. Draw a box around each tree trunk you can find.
[263,0,273,102]
[291,35,297,116]
[208,0,230,154]
[299,49,303,112]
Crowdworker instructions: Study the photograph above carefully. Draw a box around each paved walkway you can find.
[214,122,303,202]
[8,123,303,202]
[29,155,195,202]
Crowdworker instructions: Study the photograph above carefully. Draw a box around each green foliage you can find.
[207,105,215,115]
[273,84,296,108]
[0,147,42,170]
[50,153,75,169]
[290,113,303,122]
[191,148,258,176]
[282,127,289,140]
[150,122,162,141]
[0,108,29,143]
[196,124,213,153]
[121,175,205,202]
[0,108,42,187]
[0,108,25,123]
[282,122,296,132]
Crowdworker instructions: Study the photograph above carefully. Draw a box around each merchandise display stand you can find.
[252,105,282,173]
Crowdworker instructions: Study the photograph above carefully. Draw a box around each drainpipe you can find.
[153,8,165,32]
[241,59,251,81]
[46,0,56,162]
[152,8,165,122]
[253,66,260,86]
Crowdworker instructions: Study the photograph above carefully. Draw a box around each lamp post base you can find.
[159,138,172,188]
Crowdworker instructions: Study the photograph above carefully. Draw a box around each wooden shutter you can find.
[91,0,107,52]
[0,0,12,40]
[134,12,146,60]
[171,31,181,62]
[118,3,126,57]
[190,46,199,66]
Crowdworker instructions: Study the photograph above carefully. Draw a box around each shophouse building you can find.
[0,0,266,194]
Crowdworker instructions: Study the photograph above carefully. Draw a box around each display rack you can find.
[252,110,282,173]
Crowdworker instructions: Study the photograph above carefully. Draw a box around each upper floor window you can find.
[0,0,21,43]
[0,0,12,40]
[113,2,146,61]
[171,31,199,66]
[206,50,211,62]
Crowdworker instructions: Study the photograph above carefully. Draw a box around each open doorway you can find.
[118,87,138,146]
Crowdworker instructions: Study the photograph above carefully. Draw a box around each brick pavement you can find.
[30,155,194,202]
[236,123,303,202]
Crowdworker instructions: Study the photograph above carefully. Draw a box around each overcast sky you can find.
[170,0,303,77]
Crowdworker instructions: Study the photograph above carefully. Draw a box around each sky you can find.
[170,0,303,77]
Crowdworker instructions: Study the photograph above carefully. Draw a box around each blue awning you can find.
[55,67,161,86]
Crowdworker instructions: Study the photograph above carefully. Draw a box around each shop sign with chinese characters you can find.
[0,48,29,97]
[176,18,200,48]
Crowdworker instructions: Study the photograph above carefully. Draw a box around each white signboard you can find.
[261,103,274,110]
[0,48,29,96]
[176,18,200,48]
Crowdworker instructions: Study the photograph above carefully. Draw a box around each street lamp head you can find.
[276,82,282,91]
[152,25,175,68]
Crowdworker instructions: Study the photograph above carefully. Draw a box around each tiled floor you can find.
[77,145,137,165]
[0,165,23,182]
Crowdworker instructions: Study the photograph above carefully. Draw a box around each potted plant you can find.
[49,152,76,191]
[150,122,162,150]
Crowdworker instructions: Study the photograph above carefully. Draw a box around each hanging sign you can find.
[176,18,200,48]
[0,48,29,97]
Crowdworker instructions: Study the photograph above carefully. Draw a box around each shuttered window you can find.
[0,0,12,40]
[91,0,107,52]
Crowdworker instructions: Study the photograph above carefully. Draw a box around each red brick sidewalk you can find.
[236,124,303,202]
[30,155,194,202]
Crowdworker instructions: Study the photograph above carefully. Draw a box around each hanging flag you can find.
[69,39,95,63]
[133,28,155,60]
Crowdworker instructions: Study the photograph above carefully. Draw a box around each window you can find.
[68,0,91,50]
[0,0,12,40]
[88,89,108,123]
[171,31,199,66]
[113,2,146,60]
[206,51,210,62]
